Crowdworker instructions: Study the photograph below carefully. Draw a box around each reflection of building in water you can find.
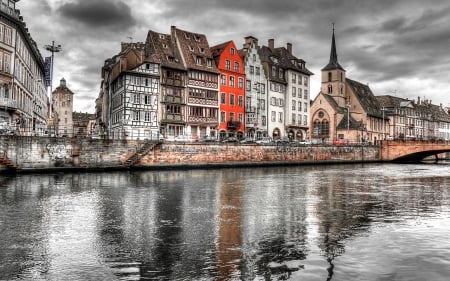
[238,168,309,280]
[215,173,243,280]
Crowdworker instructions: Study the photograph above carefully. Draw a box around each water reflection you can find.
[0,163,450,280]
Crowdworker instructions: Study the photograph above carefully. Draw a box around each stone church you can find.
[309,27,388,144]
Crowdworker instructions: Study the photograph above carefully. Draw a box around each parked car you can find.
[256,137,273,145]
[200,135,217,142]
[165,135,193,142]
[274,137,290,144]
[333,139,347,146]
[239,137,256,144]
[222,136,239,143]
[311,138,323,145]
[298,139,312,145]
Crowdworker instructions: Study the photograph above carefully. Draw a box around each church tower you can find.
[321,25,346,107]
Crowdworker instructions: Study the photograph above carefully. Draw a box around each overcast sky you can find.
[17,0,450,113]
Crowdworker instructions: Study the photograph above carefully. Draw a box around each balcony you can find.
[0,98,17,109]
[227,121,241,129]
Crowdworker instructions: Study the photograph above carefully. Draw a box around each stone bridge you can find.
[380,140,450,162]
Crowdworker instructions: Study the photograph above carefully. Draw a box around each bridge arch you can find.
[381,140,450,163]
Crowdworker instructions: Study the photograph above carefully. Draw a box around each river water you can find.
[1,163,450,281]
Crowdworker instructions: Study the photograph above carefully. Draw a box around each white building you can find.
[241,36,268,139]
[0,0,47,135]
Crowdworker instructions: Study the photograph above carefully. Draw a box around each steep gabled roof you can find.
[210,40,232,68]
[171,26,219,73]
[145,30,185,71]
[346,78,382,118]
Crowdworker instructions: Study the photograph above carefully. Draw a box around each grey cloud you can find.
[57,0,136,28]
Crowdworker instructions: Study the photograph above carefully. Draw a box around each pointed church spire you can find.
[322,23,345,71]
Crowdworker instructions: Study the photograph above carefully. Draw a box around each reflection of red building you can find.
[211,41,246,140]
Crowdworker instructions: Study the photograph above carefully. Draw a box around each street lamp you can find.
[44,41,62,115]
[346,103,350,139]
[44,41,62,134]
[381,106,386,140]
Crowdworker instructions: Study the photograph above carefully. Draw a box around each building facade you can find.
[258,39,313,140]
[211,40,246,140]
[72,111,96,137]
[240,36,268,139]
[310,28,387,144]
[0,0,47,135]
[146,29,187,139]
[52,78,74,136]
[101,42,161,139]
[377,95,450,141]
[172,26,219,139]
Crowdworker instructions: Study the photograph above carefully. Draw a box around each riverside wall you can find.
[0,136,382,173]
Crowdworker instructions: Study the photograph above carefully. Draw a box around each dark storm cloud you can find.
[57,0,136,28]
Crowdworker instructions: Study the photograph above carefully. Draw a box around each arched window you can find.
[321,120,330,137]
[328,84,333,94]
[314,118,330,138]
[328,72,332,82]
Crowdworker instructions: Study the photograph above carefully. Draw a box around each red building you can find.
[211,41,246,140]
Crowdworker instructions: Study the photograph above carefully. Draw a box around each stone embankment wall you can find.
[0,136,381,172]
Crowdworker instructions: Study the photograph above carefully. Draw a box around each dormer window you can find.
[194,35,201,42]
[195,56,202,65]
[206,59,212,67]
[162,43,168,49]
[199,47,205,53]
[188,45,194,52]
[184,33,190,40]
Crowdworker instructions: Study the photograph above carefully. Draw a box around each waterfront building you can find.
[145,29,187,139]
[310,27,387,144]
[101,42,161,139]
[211,40,246,140]
[377,95,450,141]
[240,36,268,139]
[72,111,95,137]
[171,26,220,139]
[52,78,74,136]
[259,39,313,140]
[0,0,47,135]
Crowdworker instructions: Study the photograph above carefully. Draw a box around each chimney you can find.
[417,96,420,104]
[287,43,292,54]
[268,39,274,51]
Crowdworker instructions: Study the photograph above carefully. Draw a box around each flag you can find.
[44,56,52,87]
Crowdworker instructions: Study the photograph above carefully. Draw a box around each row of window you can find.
[220,112,244,123]
[291,114,309,126]
[291,101,309,113]
[225,60,241,72]
[291,73,309,86]
[220,74,244,88]
[246,114,267,127]
[0,23,13,46]
[292,87,309,100]
[270,82,286,93]
[0,50,11,73]
[220,92,244,106]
